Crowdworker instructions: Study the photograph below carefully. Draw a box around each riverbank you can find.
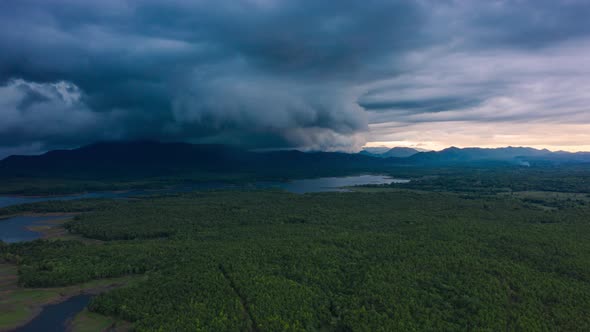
[26,216,103,244]
[0,263,134,331]
[0,214,87,244]
[0,213,78,221]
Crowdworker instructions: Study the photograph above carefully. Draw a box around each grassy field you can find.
[497,190,590,210]
[25,216,104,244]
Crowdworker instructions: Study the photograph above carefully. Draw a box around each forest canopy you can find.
[2,188,590,331]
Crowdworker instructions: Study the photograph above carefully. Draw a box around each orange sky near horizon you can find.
[364,122,590,153]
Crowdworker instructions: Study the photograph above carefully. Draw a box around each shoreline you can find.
[0,173,398,199]
[7,283,126,331]
[0,213,98,245]
[0,263,133,331]
[0,212,77,221]
[0,189,136,199]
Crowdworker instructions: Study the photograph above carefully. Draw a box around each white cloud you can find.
[361,39,590,151]
[0,79,107,154]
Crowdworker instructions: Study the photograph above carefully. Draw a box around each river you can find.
[12,295,92,332]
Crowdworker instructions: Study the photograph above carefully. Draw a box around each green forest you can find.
[381,165,590,194]
[2,177,590,331]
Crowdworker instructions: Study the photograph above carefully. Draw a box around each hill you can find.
[382,147,421,158]
[360,147,420,158]
[0,141,393,179]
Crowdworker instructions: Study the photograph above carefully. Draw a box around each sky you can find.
[1,0,589,157]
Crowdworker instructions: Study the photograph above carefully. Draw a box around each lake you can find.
[0,175,407,209]
[271,174,409,194]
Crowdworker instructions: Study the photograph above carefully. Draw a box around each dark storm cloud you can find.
[0,0,431,153]
[358,96,483,113]
[456,0,590,48]
[0,0,589,156]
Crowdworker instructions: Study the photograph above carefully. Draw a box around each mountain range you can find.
[0,141,589,179]
[0,141,388,178]
[405,146,590,165]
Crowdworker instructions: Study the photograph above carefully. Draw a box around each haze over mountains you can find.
[1,141,589,180]
[407,146,590,165]
[360,147,422,158]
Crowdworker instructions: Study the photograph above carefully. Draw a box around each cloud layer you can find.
[1,0,589,156]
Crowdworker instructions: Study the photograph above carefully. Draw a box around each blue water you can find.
[0,215,68,243]
[273,175,409,194]
[13,294,92,332]
[0,190,148,209]
[0,175,407,209]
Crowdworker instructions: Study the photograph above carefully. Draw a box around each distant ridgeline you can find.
[0,141,589,179]
[0,141,390,179]
[361,146,590,165]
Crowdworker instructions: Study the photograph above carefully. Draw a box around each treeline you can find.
[0,199,117,217]
[383,165,590,194]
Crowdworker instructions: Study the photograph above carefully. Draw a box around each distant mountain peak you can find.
[382,147,420,158]
[360,146,420,158]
